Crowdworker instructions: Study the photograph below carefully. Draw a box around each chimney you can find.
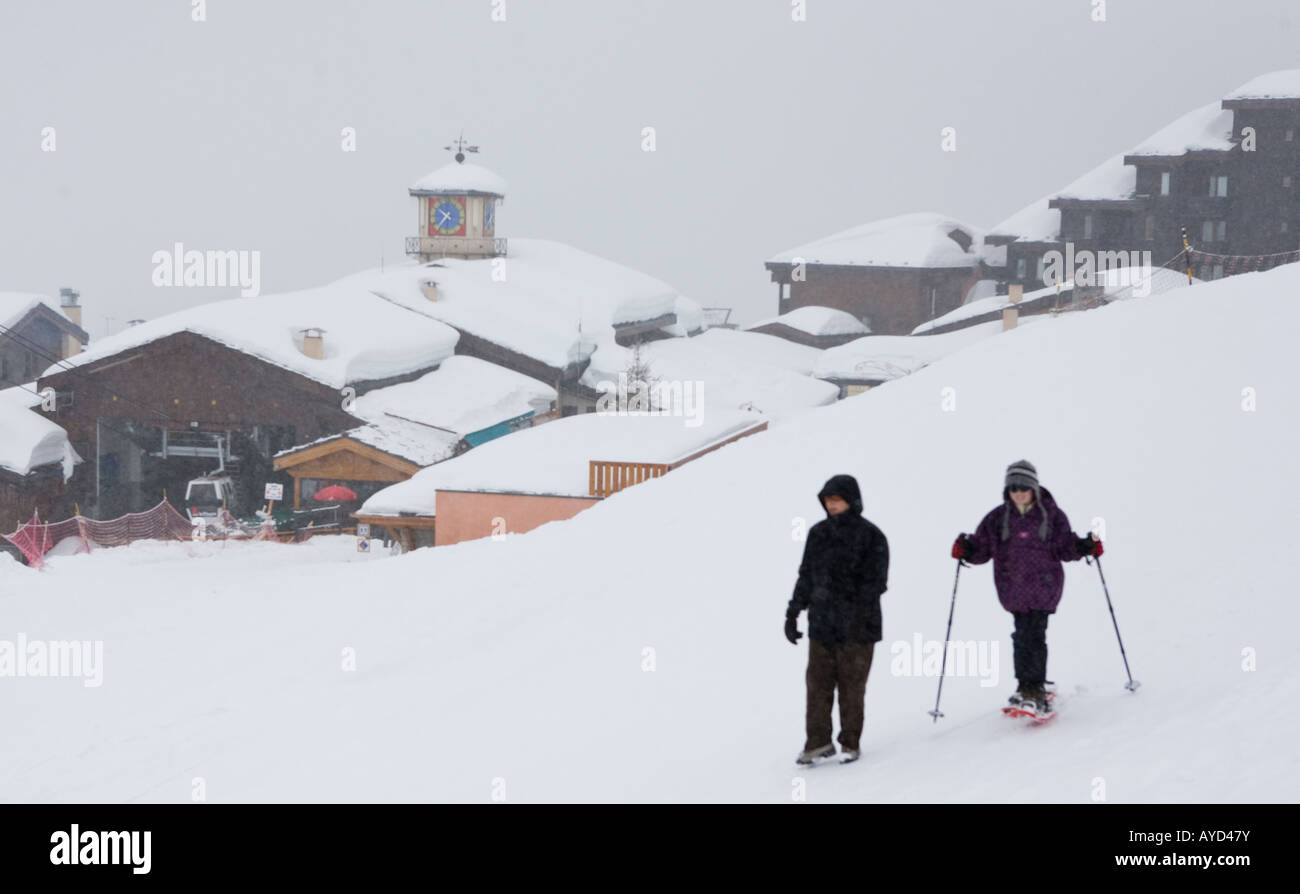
[58,288,84,358]
[59,288,81,326]
[300,327,326,360]
[1002,284,1023,331]
[421,280,439,302]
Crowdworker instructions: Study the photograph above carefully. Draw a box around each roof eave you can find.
[408,188,505,198]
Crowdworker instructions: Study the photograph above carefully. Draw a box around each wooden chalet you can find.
[33,284,459,520]
[355,409,768,551]
[0,388,81,540]
[991,71,1300,294]
[764,214,984,336]
[0,290,89,388]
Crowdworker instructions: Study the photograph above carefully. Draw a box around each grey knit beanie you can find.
[1001,459,1049,541]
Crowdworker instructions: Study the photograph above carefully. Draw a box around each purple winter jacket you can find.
[965,486,1084,613]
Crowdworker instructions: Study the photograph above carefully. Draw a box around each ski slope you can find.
[3,263,1298,803]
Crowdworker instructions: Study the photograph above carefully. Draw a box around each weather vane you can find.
[444,132,480,164]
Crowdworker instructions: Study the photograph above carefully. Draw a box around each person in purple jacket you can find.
[951,459,1102,715]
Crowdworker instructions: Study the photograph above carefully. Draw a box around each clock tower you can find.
[406,136,507,262]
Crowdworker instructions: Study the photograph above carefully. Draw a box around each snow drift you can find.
[3,261,1298,803]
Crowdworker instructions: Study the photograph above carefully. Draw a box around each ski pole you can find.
[928,559,964,722]
[1088,555,1140,692]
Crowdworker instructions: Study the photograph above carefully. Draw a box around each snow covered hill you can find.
[4,263,1298,803]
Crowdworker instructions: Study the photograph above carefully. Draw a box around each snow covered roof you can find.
[0,292,68,330]
[351,356,554,436]
[768,213,983,269]
[43,239,678,394]
[329,419,463,468]
[747,305,870,337]
[990,92,1248,243]
[44,284,460,390]
[660,295,706,337]
[359,408,767,514]
[1224,70,1300,102]
[1127,101,1235,157]
[912,267,1198,335]
[409,161,508,196]
[342,239,680,370]
[813,323,1018,383]
[681,327,828,376]
[275,356,555,466]
[989,152,1134,243]
[578,328,838,422]
[0,386,80,480]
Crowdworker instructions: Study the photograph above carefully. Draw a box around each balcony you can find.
[588,460,670,497]
[405,236,508,260]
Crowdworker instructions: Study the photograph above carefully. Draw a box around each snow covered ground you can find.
[4,262,1298,803]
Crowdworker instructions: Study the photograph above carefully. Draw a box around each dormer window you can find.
[946,228,973,252]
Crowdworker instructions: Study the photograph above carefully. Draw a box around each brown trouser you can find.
[805,640,875,752]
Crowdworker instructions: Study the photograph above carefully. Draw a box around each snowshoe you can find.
[1001,684,1058,723]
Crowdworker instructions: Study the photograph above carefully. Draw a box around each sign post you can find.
[1002,283,1023,331]
[263,483,284,536]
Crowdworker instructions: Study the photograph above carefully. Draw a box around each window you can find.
[1201,221,1214,242]
[1160,171,1171,195]
[188,483,220,505]
[1286,176,1294,188]
[1287,128,1296,142]
[1036,257,1046,283]
[1202,221,1227,243]
[1083,214,1094,239]
[1282,221,1290,234]
[1209,175,1228,197]
[1144,216,1155,240]
[1016,258,1027,279]
[1217,220,1227,241]
[1213,264,1224,280]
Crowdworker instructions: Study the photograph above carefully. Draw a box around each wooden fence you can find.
[588,461,671,497]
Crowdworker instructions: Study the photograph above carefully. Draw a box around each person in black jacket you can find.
[785,474,890,765]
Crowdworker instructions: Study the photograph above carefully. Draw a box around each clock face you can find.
[484,201,496,236]
[429,197,467,236]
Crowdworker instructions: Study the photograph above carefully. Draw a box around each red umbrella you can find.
[313,484,358,502]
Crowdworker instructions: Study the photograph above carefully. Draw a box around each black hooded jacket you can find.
[786,474,890,644]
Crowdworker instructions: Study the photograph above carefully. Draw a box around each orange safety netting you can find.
[3,500,206,568]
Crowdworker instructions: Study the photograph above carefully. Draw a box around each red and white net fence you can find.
[2,500,274,568]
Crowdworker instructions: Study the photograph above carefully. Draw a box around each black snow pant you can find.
[1011,610,1050,689]
[804,640,875,752]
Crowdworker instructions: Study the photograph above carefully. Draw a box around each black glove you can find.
[952,533,974,560]
[1076,535,1103,557]
[784,615,803,644]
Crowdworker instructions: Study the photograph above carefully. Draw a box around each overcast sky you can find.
[2,0,1296,338]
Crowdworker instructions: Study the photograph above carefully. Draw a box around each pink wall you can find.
[434,490,600,547]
